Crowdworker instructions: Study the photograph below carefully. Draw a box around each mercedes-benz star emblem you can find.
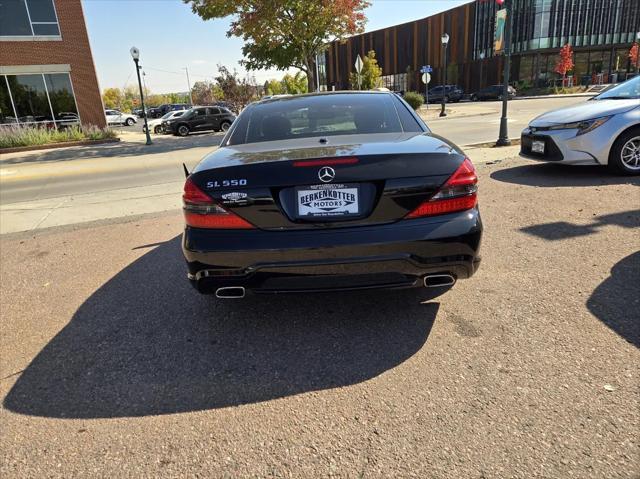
[318,166,335,183]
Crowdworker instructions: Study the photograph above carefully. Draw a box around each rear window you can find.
[226,94,412,146]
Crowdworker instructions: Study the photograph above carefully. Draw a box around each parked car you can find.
[182,91,482,297]
[155,103,192,117]
[425,85,464,103]
[56,112,80,129]
[105,109,137,126]
[470,84,516,101]
[147,107,162,119]
[165,106,236,136]
[520,75,640,175]
[143,110,187,134]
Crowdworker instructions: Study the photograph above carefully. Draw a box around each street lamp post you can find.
[130,46,152,145]
[496,0,512,147]
[440,33,449,118]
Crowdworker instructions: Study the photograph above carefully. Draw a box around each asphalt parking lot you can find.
[1,155,638,478]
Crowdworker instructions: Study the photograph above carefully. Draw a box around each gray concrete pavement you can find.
[1,156,638,477]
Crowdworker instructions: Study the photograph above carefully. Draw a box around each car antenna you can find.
[182,163,190,178]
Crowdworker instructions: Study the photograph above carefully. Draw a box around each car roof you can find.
[254,90,397,105]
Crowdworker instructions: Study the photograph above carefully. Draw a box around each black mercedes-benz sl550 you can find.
[182,91,482,298]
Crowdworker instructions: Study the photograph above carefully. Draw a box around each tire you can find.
[177,124,190,137]
[220,121,231,132]
[154,125,162,134]
[125,118,135,126]
[608,127,640,175]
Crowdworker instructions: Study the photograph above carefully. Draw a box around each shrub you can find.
[0,124,117,149]
[403,91,424,110]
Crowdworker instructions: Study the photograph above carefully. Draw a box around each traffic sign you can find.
[355,55,364,74]
[421,72,431,84]
[420,65,433,74]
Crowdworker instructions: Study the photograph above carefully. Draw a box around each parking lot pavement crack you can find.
[31,198,69,230]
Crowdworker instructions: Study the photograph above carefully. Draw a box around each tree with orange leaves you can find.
[629,43,639,73]
[554,44,574,85]
[185,0,370,91]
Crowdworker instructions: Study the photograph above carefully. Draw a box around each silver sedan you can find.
[520,76,640,175]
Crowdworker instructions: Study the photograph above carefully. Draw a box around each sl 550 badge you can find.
[206,179,247,188]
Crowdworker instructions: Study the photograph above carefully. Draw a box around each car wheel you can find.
[609,127,640,175]
[154,125,162,134]
[125,118,135,126]
[220,121,231,132]
[470,94,477,101]
[177,124,190,137]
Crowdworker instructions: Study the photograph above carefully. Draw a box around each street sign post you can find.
[421,72,431,109]
[355,54,364,90]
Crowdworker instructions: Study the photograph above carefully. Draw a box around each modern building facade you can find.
[322,0,640,93]
[0,0,106,128]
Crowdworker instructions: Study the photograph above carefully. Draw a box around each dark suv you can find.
[471,85,517,101]
[425,85,464,103]
[165,106,236,136]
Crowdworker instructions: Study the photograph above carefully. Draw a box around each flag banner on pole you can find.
[494,9,507,55]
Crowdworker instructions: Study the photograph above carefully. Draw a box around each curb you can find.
[514,93,596,100]
[464,138,522,148]
[0,137,120,154]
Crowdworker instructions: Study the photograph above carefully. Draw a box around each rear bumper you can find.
[183,209,482,294]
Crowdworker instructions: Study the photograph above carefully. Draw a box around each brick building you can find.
[0,0,105,128]
[321,0,639,93]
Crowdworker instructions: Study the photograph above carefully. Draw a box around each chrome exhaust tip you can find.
[423,274,456,288]
[215,286,246,299]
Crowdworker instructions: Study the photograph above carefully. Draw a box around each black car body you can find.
[182,92,482,297]
[471,85,517,101]
[156,103,192,117]
[426,85,464,103]
[166,106,236,136]
[147,107,162,118]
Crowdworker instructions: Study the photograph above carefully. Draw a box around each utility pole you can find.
[496,0,512,146]
[141,70,149,97]
[183,67,193,105]
[315,53,321,92]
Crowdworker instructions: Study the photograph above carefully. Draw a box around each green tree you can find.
[102,88,122,109]
[349,50,382,90]
[264,79,284,96]
[281,72,308,94]
[184,0,370,92]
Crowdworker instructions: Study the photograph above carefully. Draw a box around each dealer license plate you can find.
[532,140,545,154]
[297,184,359,218]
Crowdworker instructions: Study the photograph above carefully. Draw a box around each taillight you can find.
[405,158,478,219]
[182,177,254,229]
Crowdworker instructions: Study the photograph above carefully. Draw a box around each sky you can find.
[82,0,471,94]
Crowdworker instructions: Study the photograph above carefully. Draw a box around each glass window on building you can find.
[0,0,60,37]
[7,74,53,123]
[0,78,18,125]
[573,52,590,82]
[45,73,78,121]
[1,73,79,126]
